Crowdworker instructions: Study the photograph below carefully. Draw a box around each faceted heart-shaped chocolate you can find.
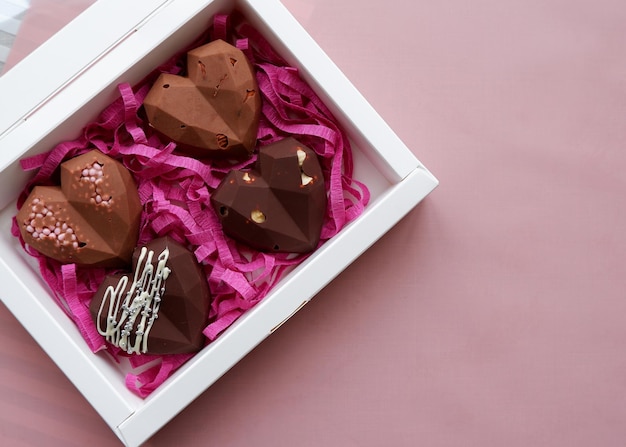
[211,137,327,253]
[143,39,261,159]
[17,150,142,267]
[89,237,211,355]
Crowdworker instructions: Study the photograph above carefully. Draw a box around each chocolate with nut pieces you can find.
[211,137,327,253]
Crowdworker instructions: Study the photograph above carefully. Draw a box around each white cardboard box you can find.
[0,0,438,445]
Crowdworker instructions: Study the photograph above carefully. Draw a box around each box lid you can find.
[0,0,170,137]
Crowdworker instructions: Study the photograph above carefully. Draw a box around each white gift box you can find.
[0,0,438,445]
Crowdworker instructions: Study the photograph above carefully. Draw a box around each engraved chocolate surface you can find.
[17,150,142,267]
[211,137,327,253]
[90,237,211,355]
[143,39,261,159]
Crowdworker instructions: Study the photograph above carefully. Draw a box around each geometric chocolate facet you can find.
[17,150,142,267]
[211,137,327,253]
[143,39,261,159]
[89,237,211,355]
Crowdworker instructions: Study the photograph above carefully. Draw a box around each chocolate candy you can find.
[143,39,261,159]
[17,150,142,267]
[211,137,327,253]
[89,237,211,355]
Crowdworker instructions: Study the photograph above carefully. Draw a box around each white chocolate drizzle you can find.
[96,245,171,354]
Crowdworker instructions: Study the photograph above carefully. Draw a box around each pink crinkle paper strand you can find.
[11,13,369,397]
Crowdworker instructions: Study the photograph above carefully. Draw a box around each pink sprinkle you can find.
[26,225,34,233]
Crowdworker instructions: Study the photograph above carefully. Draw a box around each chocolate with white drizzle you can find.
[90,237,211,355]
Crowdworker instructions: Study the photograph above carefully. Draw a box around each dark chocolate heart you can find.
[143,39,261,159]
[211,137,327,253]
[89,237,211,355]
[17,150,142,268]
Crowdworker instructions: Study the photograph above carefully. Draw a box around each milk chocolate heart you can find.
[89,237,211,355]
[211,137,327,253]
[143,39,261,159]
[17,150,142,267]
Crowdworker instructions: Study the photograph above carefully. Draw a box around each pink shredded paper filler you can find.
[11,13,370,397]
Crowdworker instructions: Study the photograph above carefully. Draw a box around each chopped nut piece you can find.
[251,209,266,223]
[296,148,306,166]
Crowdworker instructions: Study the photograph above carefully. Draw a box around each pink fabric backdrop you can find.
[2,0,626,446]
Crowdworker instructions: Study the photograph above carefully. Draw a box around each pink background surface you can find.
[2,0,626,446]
